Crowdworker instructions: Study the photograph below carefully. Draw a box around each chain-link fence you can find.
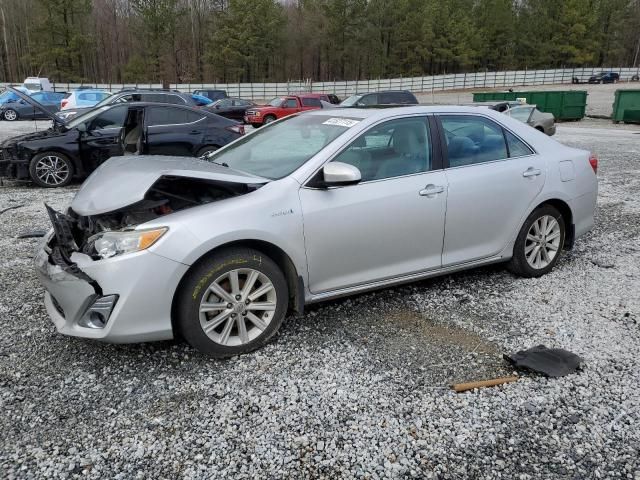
[2,67,639,99]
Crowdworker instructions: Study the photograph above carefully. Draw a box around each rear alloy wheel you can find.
[176,248,288,357]
[3,109,18,121]
[29,152,74,188]
[263,115,277,124]
[508,205,565,278]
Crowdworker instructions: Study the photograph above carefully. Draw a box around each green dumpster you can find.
[472,90,588,120]
[612,89,640,124]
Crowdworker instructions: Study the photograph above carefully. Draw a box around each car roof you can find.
[302,104,516,121]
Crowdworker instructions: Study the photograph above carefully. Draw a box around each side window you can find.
[147,106,204,126]
[89,106,127,130]
[301,97,321,107]
[115,94,134,103]
[440,115,508,167]
[358,94,377,106]
[379,92,406,104]
[505,130,534,157]
[331,117,431,182]
[219,99,233,107]
[284,98,298,108]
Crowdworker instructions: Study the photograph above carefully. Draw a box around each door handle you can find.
[522,167,542,178]
[189,130,201,135]
[419,184,445,197]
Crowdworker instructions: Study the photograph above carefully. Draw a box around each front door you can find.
[299,116,447,294]
[437,114,546,265]
[80,105,128,169]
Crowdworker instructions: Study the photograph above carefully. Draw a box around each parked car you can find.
[0,91,68,121]
[56,88,199,121]
[61,89,112,111]
[0,87,244,187]
[35,106,597,357]
[504,105,556,136]
[588,72,620,84]
[203,97,256,121]
[340,90,418,107]
[193,89,228,101]
[244,93,333,127]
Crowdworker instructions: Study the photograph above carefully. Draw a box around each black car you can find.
[0,91,69,121]
[56,88,199,121]
[193,89,228,101]
[339,90,418,107]
[588,72,620,84]
[204,97,256,121]
[0,88,244,188]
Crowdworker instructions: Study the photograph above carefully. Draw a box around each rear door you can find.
[437,114,546,265]
[145,106,207,156]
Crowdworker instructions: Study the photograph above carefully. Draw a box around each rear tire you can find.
[29,152,74,188]
[176,248,289,357]
[507,205,565,278]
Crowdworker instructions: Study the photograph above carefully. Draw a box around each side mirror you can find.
[322,162,361,187]
[76,123,87,133]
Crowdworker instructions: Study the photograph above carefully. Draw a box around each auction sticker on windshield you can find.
[322,118,360,127]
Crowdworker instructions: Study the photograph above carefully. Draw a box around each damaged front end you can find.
[37,165,265,337]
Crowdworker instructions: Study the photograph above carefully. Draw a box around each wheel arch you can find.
[532,198,575,249]
[171,238,304,337]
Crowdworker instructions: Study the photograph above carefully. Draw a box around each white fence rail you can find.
[2,67,639,99]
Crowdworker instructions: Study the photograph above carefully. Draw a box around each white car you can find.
[60,89,112,111]
[36,106,598,357]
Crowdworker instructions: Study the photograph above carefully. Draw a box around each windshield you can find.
[340,94,363,107]
[65,106,112,128]
[93,93,116,108]
[205,114,359,179]
[268,97,284,107]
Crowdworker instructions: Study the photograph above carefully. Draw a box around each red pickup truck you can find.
[244,93,338,127]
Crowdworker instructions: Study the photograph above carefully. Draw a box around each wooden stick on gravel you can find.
[452,376,519,393]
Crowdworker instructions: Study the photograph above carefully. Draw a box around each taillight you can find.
[226,125,245,135]
[589,153,598,174]
[61,99,68,108]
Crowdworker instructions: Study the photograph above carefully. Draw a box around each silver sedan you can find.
[35,106,597,356]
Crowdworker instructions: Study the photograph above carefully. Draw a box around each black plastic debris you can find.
[17,230,47,239]
[504,345,583,377]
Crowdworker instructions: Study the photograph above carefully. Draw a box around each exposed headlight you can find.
[90,227,167,259]
[254,111,261,116]
[57,111,75,119]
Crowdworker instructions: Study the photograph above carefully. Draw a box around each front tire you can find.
[3,109,18,121]
[263,115,276,124]
[508,205,565,278]
[176,248,289,357]
[196,145,219,158]
[29,152,74,188]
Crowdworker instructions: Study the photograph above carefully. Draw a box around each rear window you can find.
[378,92,417,104]
[301,97,322,107]
[146,106,204,126]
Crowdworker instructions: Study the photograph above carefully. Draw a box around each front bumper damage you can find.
[36,206,189,343]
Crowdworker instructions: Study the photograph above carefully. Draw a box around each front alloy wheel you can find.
[29,153,74,188]
[176,248,288,357]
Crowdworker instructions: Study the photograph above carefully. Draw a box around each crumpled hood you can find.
[71,155,269,216]
[1,128,60,148]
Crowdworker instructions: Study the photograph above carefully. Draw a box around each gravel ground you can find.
[1,118,640,479]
